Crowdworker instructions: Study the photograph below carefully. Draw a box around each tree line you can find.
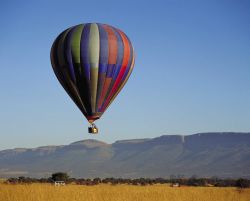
[5,172,250,188]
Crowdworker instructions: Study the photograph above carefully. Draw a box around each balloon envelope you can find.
[50,23,135,123]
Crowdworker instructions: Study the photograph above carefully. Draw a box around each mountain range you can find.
[0,132,250,178]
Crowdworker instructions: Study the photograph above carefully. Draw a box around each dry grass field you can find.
[0,183,249,201]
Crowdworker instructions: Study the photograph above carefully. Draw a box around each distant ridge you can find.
[70,139,108,148]
[0,132,249,178]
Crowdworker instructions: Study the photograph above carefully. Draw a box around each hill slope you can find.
[0,133,250,178]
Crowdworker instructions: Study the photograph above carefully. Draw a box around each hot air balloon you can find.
[50,23,135,134]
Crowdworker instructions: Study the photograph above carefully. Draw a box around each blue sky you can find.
[0,0,250,150]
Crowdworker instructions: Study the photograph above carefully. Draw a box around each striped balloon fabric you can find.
[50,23,135,123]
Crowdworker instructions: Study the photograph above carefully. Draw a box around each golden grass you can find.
[0,183,249,201]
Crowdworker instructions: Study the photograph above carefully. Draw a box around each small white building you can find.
[54,181,66,186]
[170,183,180,187]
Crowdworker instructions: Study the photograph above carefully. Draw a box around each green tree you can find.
[236,178,250,188]
[51,172,69,182]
